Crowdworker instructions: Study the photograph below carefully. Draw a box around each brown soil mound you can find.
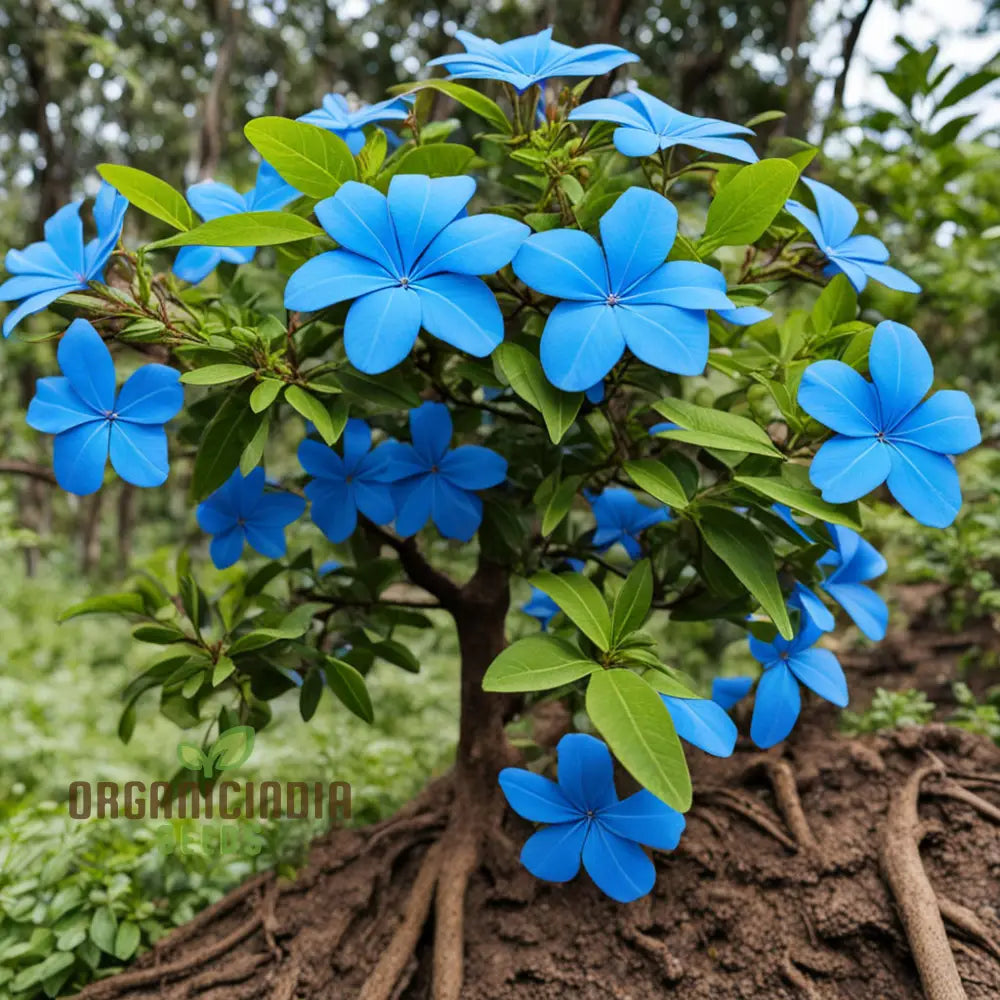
[74,717,1000,1000]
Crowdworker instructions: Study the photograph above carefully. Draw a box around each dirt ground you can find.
[75,622,1000,1000]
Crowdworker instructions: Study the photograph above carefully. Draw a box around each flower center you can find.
[430,464,439,474]
[824,245,835,255]
[398,276,411,288]
[103,410,119,422]
[606,292,621,307]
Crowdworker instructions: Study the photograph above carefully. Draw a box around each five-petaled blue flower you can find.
[586,488,670,559]
[785,178,920,294]
[298,93,411,154]
[799,321,980,528]
[26,319,182,495]
[521,558,585,628]
[299,418,396,543]
[499,733,684,902]
[174,163,300,285]
[660,691,737,757]
[748,617,848,748]
[428,27,638,93]
[570,88,757,162]
[284,175,529,374]
[711,676,754,710]
[512,187,735,390]
[197,467,306,569]
[380,402,507,541]
[1,183,128,338]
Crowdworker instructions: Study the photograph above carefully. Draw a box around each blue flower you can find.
[817,525,888,640]
[427,27,638,93]
[512,188,734,390]
[521,558,586,628]
[298,418,396,542]
[711,676,753,710]
[174,163,300,284]
[660,693,737,757]
[317,559,343,576]
[586,488,670,559]
[798,321,980,527]
[298,93,411,154]
[570,89,757,162]
[789,581,835,632]
[499,733,684,902]
[284,175,529,374]
[1,184,127,338]
[380,402,507,541]
[25,319,181,495]
[196,467,306,569]
[785,178,920,294]
[718,305,771,326]
[748,617,848,748]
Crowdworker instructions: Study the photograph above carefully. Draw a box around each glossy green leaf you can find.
[734,474,863,530]
[250,379,284,413]
[150,211,323,249]
[700,158,798,252]
[324,657,374,723]
[652,398,783,458]
[541,474,583,535]
[191,390,263,501]
[390,79,512,134]
[494,342,583,443]
[611,560,653,641]
[98,164,195,231]
[58,592,145,622]
[285,386,343,446]
[387,143,476,179]
[483,635,598,692]
[180,364,256,386]
[623,459,689,510]
[245,116,356,197]
[530,570,612,651]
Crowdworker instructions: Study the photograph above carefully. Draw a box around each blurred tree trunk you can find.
[80,493,103,575]
[781,0,811,139]
[824,0,877,138]
[197,0,242,180]
[589,0,632,98]
[118,484,136,567]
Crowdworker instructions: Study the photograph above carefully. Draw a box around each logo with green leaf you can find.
[177,726,255,779]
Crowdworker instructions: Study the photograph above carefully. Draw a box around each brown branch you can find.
[0,460,57,485]
[363,520,463,612]
[824,0,877,138]
[197,0,242,180]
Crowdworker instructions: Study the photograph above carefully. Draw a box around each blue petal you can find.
[0,273,83,302]
[393,477,434,537]
[824,582,888,640]
[343,287,422,374]
[298,437,345,480]
[790,582,835,632]
[540,301,622,391]
[585,381,605,404]
[512,230,608,300]
[750,664,801,749]
[598,789,685,850]
[662,695,738,757]
[626,261,730,309]
[809,434,891,503]
[186,181,245,221]
[785,199,827,248]
[617,304,709,376]
[341,419,372,468]
[862,262,921,293]
[109,422,169,487]
[886,443,963,528]
[173,245,225,285]
[414,214,530,278]
[353,480,396,525]
[829,525,887,582]
[244,522,291,559]
[431,478,483,541]
[438,445,507,489]
[58,320,116,414]
[247,492,306,530]
[826,255,870,293]
[27,377,97,434]
[246,162,300,212]
[196,494,237,534]
[210,526,246,569]
[613,127,663,157]
[410,402,452,464]
[387,174,476,273]
[675,136,757,162]
[376,441,426,482]
[519,821,588,883]
[3,286,80,337]
[414,273,504,357]
[599,188,677,295]
[53,421,110,495]
[788,648,848,707]
[306,481,357,542]
[892,390,980,455]
[717,306,771,325]
[115,365,183,424]
[556,733,617,813]
[798,360,881,436]
[499,768,580,823]
[868,321,933,430]
[801,178,858,247]
[86,183,128,278]
[835,234,890,263]
[711,676,754,710]
[581,823,656,902]
[315,183,402,275]
[284,251,396,311]
[43,201,86,276]
[4,239,74,277]
[569,97,649,129]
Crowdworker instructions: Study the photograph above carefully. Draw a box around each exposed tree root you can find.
[930,779,1000,824]
[879,761,968,1000]
[432,824,479,1000]
[766,760,821,858]
[696,787,799,851]
[780,952,823,1000]
[937,895,1000,963]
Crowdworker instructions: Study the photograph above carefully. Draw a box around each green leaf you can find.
[132,623,186,644]
[541,474,583,535]
[652,398,783,458]
[98,164,195,231]
[642,666,702,699]
[371,638,420,673]
[324,657,375,723]
[89,905,118,953]
[240,412,270,476]
[357,129,388,180]
[744,109,786,128]
[210,725,255,771]
[250,378,284,413]
[494,342,583,443]
[149,211,323,249]
[387,143,476,179]
[733,474,863,530]
[623,459,689,510]
[483,635,599,692]
[192,390,264,500]
[113,921,141,962]
[285,386,343,446]
[180,364,256,386]
[177,742,207,773]
[524,212,563,232]
[244,116,356,197]
[299,668,324,722]
[334,368,421,410]
[699,507,793,638]
[390,79,512,134]
[586,669,691,812]
[212,655,236,686]
[611,560,653,642]
[936,70,999,112]
[700,159,799,253]
[530,570,612,651]
[59,592,144,622]
[810,273,857,336]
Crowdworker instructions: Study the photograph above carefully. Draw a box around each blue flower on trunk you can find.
[1,184,127,337]
[174,163,300,284]
[284,175,529,374]
[380,402,507,541]
[512,188,735,390]
[499,733,684,902]
[197,467,306,569]
[586,488,670,559]
[798,321,980,527]
[26,319,181,495]
[785,178,920,294]
[428,27,638,92]
[298,93,411,154]
[299,418,396,542]
[748,618,848,748]
[570,89,757,162]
